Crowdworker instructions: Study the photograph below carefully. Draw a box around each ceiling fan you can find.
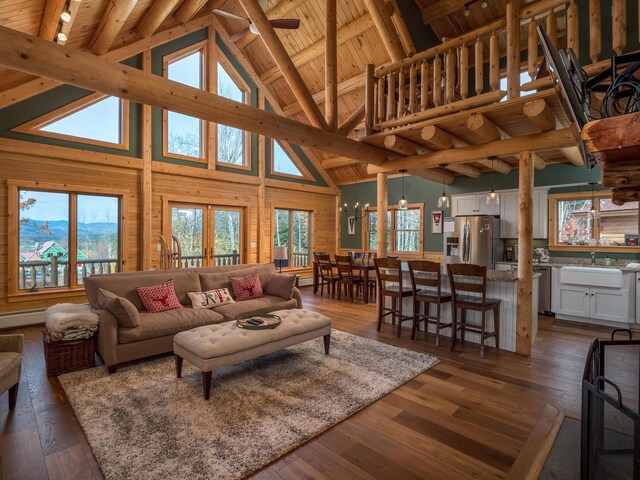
[212,3,301,43]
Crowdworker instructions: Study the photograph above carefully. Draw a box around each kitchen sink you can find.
[560,266,623,288]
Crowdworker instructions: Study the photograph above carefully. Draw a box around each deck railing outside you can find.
[292,251,310,267]
[364,0,633,135]
[180,251,240,269]
[18,257,119,289]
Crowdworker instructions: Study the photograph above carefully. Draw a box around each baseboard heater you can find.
[0,309,46,329]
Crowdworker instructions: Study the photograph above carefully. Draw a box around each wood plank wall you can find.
[0,145,337,314]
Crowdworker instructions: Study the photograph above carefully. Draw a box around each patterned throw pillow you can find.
[187,289,235,309]
[136,280,183,313]
[229,271,263,301]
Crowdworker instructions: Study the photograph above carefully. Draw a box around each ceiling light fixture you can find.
[438,165,450,209]
[464,5,471,16]
[486,156,500,206]
[588,181,600,221]
[481,1,488,8]
[339,170,370,223]
[60,11,71,23]
[56,32,67,43]
[398,169,408,210]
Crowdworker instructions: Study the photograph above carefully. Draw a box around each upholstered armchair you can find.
[0,335,23,410]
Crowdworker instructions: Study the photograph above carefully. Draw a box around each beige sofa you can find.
[84,263,301,373]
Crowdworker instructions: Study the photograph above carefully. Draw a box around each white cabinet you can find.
[498,188,548,239]
[590,287,629,323]
[557,285,590,317]
[452,194,500,216]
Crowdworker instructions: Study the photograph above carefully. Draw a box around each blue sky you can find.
[20,190,118,222]
[42,96,121,143]
[274,141,303,176]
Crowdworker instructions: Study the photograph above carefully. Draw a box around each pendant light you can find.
[486,156,500,206]
[438,164,450,208]
[398,169,408,210]
[588,181,600,221]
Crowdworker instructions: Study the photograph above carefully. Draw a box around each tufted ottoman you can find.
[173,309,332,399]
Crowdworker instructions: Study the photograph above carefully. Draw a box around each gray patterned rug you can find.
[59,329,438,480]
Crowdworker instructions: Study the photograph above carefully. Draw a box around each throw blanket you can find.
[45,304,99,342]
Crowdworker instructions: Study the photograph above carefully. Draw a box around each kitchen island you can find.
[384,268,540,353]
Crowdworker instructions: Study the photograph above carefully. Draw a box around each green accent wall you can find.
[0,56,142,158]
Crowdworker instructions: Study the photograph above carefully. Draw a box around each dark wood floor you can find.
[0,287,621,480]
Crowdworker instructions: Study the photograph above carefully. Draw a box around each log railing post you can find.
[397,67,406,116]
[409,62,417,113]
[365,63,375,136]
[460,44,469,99]
[377,75,386,124]
[475,37,484,95]
[506,1,521,100]
[546,8,557,48]
[589,0,601,63]
[516,150,533,356]
[567,0,579,53]
[420,60,429,111]
[612,0,627,56]
[489,32,499,91]
[445,49,455,104]
[387,72,396,119]
[433,55,443,106]
[527,20,537,81]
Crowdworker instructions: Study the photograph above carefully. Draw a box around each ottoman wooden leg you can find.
[323,334,331,354]
[175,355,183,378]
[202,371,212,400]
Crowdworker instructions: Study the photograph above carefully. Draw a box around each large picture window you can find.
[364,205,423,253]
[13,184,123,293]
[549,191,640,250]
[273,209,312,268]
[217,60,249,167]
[164,44,206,161]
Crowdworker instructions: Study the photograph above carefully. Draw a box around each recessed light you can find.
[464,6,471,16]
[481,1,488,8]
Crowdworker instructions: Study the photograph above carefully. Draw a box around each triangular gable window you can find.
[13,93,128,149]
[273,141,306,177]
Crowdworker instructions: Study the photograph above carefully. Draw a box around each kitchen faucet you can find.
[590,251,596,265]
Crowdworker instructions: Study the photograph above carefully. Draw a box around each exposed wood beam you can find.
[516,150,534,356]
[362,0,405,62]
[238,0,328,129]
[322,157,360,169]
[0,14,215,109]
[90,0,140,54]
[475,158,512,174]
[367,129,575,173]
[174,0,208,24]
[523,98,584,166]
[388,0,415,56]
[337,105,365,136]
[0,26,392,166]
[325,0,338,131]
[417,0,468,26]
[467,113,545,170]
[236,0,308,49]
[39,0,67,41]
[136,0,182,38]
[412,169,455,184]
[582,113,640,163]
[260,13,373,85]
[612,186,640,206]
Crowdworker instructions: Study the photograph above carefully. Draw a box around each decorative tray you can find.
[236,314,281,330]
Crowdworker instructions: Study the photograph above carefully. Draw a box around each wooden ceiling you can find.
[0,0,576,187]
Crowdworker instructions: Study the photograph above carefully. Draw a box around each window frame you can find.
[7,180,129,301]
[12,92,130,151]
[363,203,424,253]
[272,207,314,270]
[548,190,640,252]
[215,53,252,170]
[270,139,314,180]
[162,41,208,163]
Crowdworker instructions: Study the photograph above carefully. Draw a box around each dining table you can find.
[312,260,376,304]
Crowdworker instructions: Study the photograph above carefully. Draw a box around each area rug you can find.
[59,329,438,480]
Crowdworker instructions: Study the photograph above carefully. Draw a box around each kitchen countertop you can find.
[496,260,640,273]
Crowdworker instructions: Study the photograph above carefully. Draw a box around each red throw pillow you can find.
[137,280,183,313]
[230,271,263,301]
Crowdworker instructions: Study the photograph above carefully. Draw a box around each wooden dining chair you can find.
[408,260,452,346]
[366,252,377,298]
[316,254,338,297]
[335,255,363,302]
[447,263,501,358]
[374,257,412,336]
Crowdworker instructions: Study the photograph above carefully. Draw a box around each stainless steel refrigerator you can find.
[444,215,502,269]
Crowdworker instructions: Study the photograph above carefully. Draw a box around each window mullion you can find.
[69,193,78,287]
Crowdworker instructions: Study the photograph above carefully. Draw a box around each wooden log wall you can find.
[0,142,338,314]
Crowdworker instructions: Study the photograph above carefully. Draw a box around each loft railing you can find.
[364,0,636,135]
[18,257,118,290]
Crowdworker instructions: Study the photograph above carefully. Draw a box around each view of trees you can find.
[274,209,310,267]
[217,63,245,166]
[368,211,391,251]
[214,210,241,255]
[557,199,592,243]
[395,209,421,252]
[168,124,200,158]
[171,208,203,257]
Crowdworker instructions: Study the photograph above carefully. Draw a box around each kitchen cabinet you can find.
[451,194,500,216]
[498,188,548,239]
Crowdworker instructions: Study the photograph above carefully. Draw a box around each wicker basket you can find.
[43,330,96,377]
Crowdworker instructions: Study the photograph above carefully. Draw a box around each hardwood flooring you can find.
[0,287,623,479]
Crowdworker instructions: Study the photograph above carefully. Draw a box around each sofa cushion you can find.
[98,288,140,328]
[265,273,297,299]
[187,288,235,309]
[198,264,276,294]
[212,294,297,321]
[118,307,225,344]
[230,271,263,301]
[84,271,201,310]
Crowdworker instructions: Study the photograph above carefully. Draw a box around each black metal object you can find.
[581,332,640,479]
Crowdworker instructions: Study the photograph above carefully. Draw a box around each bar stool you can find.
[316,254,338,297]
[447,263,501,358]
[366,252,377,299]
[374,257,413,336]
[335,255,363,302]
[408,260,452,346]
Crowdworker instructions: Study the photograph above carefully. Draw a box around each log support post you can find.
[365,64,375,136]
[516,151,533,356]
[141,49,153,270]
[377,173,388,259]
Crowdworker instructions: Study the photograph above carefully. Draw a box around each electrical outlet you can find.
[504,299,511,309]
[156,244,161,251]
[251,242,257,248]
